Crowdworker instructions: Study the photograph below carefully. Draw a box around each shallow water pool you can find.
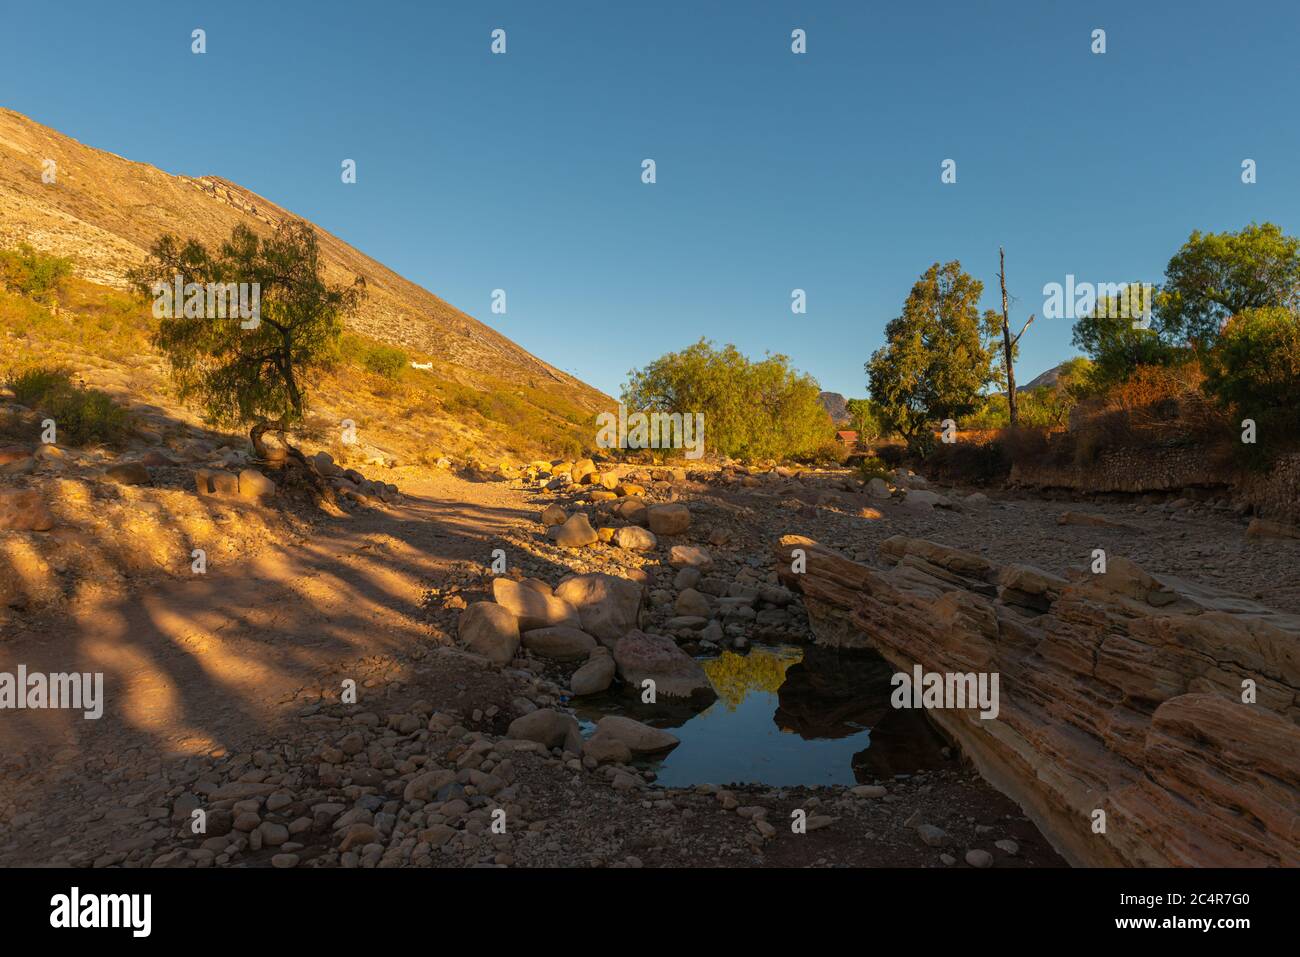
[571,643,951,787]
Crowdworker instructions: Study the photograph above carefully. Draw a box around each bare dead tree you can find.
[999,247,1035,426]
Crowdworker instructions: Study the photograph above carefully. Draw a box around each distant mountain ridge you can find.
[1018,364,1065,391]
[818,391,851,424]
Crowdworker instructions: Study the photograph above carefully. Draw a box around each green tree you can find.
[622,339,833,460]
[866,261,1000,448]
[844,397,886,442]
[1201,305,1300,429]
[1071,284,1179,387]
[1157,223,1300,347]
[130,220,365,459]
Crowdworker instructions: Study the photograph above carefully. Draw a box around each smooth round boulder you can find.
[612,629,715,701]
[547,513,599,547]
[492,578,581,630]
[581,734,631,765]
[457,602,520,665]
[521,626,597,661]
[506,708,582,753]
[669,544,712,569]
[592,715,680,754]
[553,573,644,645]
[238,468,277,503]
[647,503,691,535]
[105,462,150,486]
[613,525,657,551]
[674,588,711,617]
[569,650,616,696]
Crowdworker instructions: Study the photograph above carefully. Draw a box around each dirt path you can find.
[1,473,533,757]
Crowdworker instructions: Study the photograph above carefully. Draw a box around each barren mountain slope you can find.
[0,108,609,410]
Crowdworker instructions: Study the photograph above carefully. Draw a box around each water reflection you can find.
[572,643,952,787]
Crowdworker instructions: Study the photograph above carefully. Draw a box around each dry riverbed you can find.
[3,449,1293,869]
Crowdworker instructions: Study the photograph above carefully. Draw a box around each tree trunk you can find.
[249,417,291,461]
[1000,247,1018,427]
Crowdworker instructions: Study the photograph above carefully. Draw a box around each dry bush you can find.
[924,432,1012,485]
[1056,362,1232,467]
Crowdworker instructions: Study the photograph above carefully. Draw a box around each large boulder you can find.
[1246,518,1300,540]
[614,498,648,526]
[647,503,691,535]
[902,489,943,510]
[581,734,631,765]
[238,468,277,503]
[553,573,644,645]
[104,462,150,486]
[457,602,520,665]
[492,578,581,631]
[569,649,616,696]
[195,468,239,497]
[0,489,55,531]
[867,477,891,499]
[674,588,711,617]
[612,630,715,700]
[591,715,680,754]
[506,708,582,753]
[613,525,657,551]
[403,768,457,802]
[669,544,712,568]
[521,626,597,661]
[547,513,599,548]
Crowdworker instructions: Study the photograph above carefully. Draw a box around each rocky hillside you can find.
[0,108,609,411]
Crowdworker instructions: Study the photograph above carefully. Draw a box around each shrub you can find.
[873,443,906,468]
[855,454,892,482]
[360,342,408,379]
[8,366,130,446]
[0,244,73,304]
[923,436,1011,485]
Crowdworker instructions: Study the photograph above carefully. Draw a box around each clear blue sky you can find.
[3,0,1296,398]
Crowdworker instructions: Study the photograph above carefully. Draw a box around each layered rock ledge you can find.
[774,533,1300,867]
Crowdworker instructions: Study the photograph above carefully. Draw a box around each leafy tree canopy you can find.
[1156,222,1300,346]
[866,261,1000,443]
[129,220,365,454]
[622,339,833,460]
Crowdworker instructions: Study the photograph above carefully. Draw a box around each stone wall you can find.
[775,534,1300,867]
[1010,448,1300,523]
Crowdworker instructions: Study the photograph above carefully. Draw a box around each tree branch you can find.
[1012,314,1035,346]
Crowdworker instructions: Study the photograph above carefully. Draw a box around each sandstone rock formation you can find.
[775,533,1300,867]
